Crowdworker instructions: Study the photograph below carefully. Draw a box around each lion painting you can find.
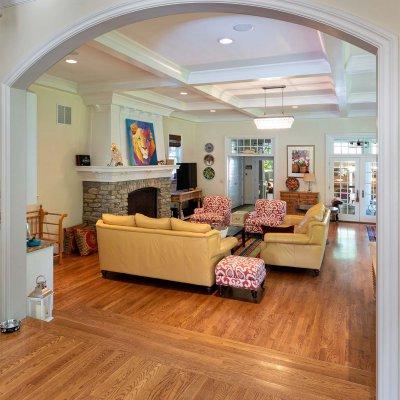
[126,119,158,166]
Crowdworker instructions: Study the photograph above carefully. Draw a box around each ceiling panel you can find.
[47,44,156,84]
[118,13,325,68]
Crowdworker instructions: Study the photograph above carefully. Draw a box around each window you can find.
[332,137,377,155]
[229,138,273,156]
[57,104,72,125]
[168,134,182,180]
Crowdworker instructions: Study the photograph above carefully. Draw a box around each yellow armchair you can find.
[260,206,330,274]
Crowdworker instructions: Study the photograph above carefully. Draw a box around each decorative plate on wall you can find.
[204,154,215,166]
[286,177,300,191]
[203,167,215,180]
[204,143,214,153]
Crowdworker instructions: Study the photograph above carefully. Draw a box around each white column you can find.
[0,86,27,320]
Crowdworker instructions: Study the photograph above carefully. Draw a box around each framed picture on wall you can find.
[287,145,315,177]
[126,119,158,166]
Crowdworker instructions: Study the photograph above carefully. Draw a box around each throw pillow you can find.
[63,224,86,255]
[135,213,171,230]
[74,227,98,256]
[294,203,325,234]
[171,218,211,233]
[102,213,135,227]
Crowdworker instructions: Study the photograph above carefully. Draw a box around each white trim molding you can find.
[75,165,179,182]
[0,1,399,399]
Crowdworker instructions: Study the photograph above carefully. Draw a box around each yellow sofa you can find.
[96,214,238,288]
[260,204,331,274]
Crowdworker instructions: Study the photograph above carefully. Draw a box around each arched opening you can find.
[1,2,398,398]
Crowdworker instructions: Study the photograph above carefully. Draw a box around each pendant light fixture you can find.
[254,85,294,130]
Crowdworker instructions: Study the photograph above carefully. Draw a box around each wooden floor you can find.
[0,223,376,399]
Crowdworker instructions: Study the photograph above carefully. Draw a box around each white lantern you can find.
[26,275,53,322]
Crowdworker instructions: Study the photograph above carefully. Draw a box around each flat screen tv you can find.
[176,163,197,191]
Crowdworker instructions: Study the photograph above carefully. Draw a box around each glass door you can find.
[331,159,360,222]
[361,158,377,222]
[259,158,274,199]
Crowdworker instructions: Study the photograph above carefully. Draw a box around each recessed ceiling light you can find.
[292,105,299,109]
[233,24,254,32]
[180,91,188,95]
[218,38,234,45]
[210,109,216,113]
[65,59,78,64]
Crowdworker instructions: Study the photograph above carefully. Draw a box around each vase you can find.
[299,165,308,173]
[292,163,299,173]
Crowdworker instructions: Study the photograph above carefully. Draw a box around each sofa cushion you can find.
[135,213,171,230]
[102,214,135,227]
[171,218,211,233]
[74,227,98,256]
[294,203,325,234]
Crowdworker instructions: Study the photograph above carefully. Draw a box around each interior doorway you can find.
[1,1,399,397]
[228,156,274,207]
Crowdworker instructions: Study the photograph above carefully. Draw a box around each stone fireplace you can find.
[128,187,158,217]
[78,166,178,225]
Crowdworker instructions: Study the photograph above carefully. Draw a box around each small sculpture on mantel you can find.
[107,143,124,166]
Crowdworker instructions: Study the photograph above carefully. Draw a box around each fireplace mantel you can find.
[76,165,179,182]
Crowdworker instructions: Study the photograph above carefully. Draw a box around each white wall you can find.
[88,104,167,166]
[193,117,376,203]
[26,91,38,205]
[29,84,90,227]
[163,117,196,162]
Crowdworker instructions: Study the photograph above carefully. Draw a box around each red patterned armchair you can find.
[244,199,286,234]
[191,195,232,227]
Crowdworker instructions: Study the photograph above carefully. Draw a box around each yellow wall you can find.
[29,84,89,227]
[194,117,377,202]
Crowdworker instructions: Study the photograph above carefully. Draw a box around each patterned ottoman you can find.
[215,255,266,301]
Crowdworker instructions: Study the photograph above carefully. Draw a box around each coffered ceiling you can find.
[38,12,377,122]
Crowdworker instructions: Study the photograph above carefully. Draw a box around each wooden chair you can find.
[27,205,67,265]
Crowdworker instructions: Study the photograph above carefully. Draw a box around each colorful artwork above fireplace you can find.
[126,119,158,166]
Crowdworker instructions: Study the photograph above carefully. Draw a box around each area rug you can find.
[366,225,376,242]
[232,235,262,258]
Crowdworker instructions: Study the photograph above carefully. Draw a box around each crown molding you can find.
[82,91,175,117]
[188,58,331,85]
[33,73,78,94]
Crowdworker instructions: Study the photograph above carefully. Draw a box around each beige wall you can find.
[163,117,196,162]
[29,84,89,227]
[193,117,376,203]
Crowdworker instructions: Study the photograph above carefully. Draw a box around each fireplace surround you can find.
[82,177,171,225]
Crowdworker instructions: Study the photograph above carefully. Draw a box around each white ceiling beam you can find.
[194,85,257,117]
[92,32,189,83]
[188,58,332,85]
[320,33,347,117]
[78,79,179,95]
[92,32,256,117]
[239,93,338,108]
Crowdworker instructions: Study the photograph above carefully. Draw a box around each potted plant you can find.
[298,158,308,173]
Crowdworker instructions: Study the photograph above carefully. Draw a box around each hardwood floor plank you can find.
[0,223,375,399]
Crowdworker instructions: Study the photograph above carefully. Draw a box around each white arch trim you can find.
[1,1,398,399]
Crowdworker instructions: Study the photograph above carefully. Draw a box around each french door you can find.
[329,157,377,222]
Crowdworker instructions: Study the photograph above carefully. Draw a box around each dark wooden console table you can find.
[171,189,202,219]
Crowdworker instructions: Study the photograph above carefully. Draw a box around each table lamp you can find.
[303,173,316,192]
